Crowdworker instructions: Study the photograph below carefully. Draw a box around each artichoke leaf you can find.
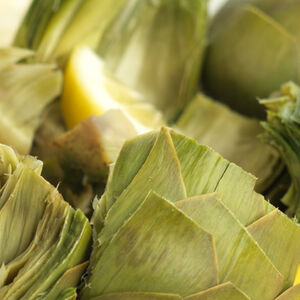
[204,4,300,117]
[0,264,8,289]
[91,292,183,300]
[14,0,128,66]
[170,130,265,225]
[260,82,300,217]
[176,194,283,299]
[80,192,217,299]
[184,282,250,300]
[0,48,62,154]
[97,0,207,121]
[105,130,158,213]
[0,143,91,299]
[275,284,300,300]
[247,209,300,289]
[0,166,52,264]
[2,208,91,300]
[56,288,77,300]
[0,47,33,71]
[52,110,137,184]
[97,127,187,247]
[44,261,88,300]
[176,94,282,192]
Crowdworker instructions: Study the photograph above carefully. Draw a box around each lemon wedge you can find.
[61,46,164,132]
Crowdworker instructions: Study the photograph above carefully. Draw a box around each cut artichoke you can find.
[40,110,138,213]
[0,47,62,154]
[0,143,91,299]
[35,45,163,212]
[176,93,282,192]
[80,127,300,300]
[260,82,300,218]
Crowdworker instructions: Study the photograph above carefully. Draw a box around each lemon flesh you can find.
[61,46,163,132]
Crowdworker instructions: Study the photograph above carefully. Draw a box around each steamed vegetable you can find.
[203,0,300,118]
[176,93,282,192]
[97,0,207,121]
[16,0,207,121]
[40,110,138,214]
[0,143,91,299]
[33,45,163,212]
[261,82,300,218]
[0,47,62,154]
[80,127,300,300]
[14,0,128,66]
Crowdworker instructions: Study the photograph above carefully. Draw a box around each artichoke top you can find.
[0,143,91,299]
[80,127,300,300]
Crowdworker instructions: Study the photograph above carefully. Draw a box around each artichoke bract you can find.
[15,0,207,121]
[40,110,138,214]
[203,0,300,118]
[0,47,62,154]
[0,143,91,299]
[13,0,128,66]
[97,0,207,121]
[80,127,300,300]
[260,82,300,219]
[175,93,282,192]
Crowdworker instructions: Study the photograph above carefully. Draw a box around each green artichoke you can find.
[0,143,91,299]
[0,47,62,154]
[175,93,282,192]
[203,0,300,118]
[15,0,208,122]
[80,127,300,300]
[261,81,300,218]
[97,0,207,121]
[14,0,128,66]
[39,110,138,214]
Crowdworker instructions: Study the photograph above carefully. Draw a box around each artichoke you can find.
[0,143,91,299]
[13,0,128,66]
[97,0,207,121]
[40,110,138,214]
[80,127,300,300]
[260,82,300,218]
[203,0,300,118]
[16,0,207,121]
[176,93,282,192]
[0,47,62,154]
[33,45,164,212]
